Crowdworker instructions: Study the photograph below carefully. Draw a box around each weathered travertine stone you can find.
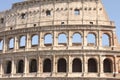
[0,0,120,80]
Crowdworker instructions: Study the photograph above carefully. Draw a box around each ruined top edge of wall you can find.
[12,0,100,9]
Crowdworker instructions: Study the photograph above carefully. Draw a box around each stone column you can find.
[39,56,42,74]
[11,57,15,76]
[68,31,72,47]
[41,57,43,74]
[115,56,118,74]
[38,32,40,48]
[98,31,102,48]
[112,31,119,50]
[112,58,115,74]
[26,34,31,50]
[68,56,72,75]
[37,55,41,74]
[99,55,103,77]
[24,56,29,75]
[114,55,118,77]
[96,31,99,47]
[14,36,18,52]
[110,35,113,47]
[66,56,69,76]
[81,35,84,46]
[52,55,56,76]
[3,36,7,53]
[53,31,57,47]
[83,30,87,48]
[97,30,100,49]
[1,60,4,76]
[83,54,87,76]
[0,59,3,76]
[40,32,44,47]
[117,59,120,74]
[39,32,41,48]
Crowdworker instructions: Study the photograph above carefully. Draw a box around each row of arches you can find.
[0,33,111,50]
[4,58,113,74]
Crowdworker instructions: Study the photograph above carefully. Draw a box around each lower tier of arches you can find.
[0,51,120,78]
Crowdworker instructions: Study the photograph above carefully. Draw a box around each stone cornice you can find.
[0,49,120,57]
[0,25,115,36]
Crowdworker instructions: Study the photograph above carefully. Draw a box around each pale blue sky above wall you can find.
[0,0,120,43]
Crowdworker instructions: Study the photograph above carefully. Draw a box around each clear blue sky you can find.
[0,0,120,43]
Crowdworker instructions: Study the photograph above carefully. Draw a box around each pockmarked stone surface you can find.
[0,0,120,80]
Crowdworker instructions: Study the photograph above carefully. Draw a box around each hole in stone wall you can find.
[90,22,93,24]
[21,13,26,19]
[74,9,80,15]
[34,24,36,27]
[61,22,65,25]
[99,8,102,10]
[93,8,96,10]
[46,10,51,16]
[10,27,13,30]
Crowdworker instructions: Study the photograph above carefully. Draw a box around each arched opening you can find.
[44,34,53,46]
[21,13,26,19]
[102,34,110,47]
[87,33,96,46]
[9,38,14,49]
[19,36,26,48]
[17,60,24,73]
[29,59,37,73]
[43,59,51,72]
[88,58,97,72]
[31,35,39,47]
[58,58,67,72]
[103,59,112,73]
[72,33,82,46]
[6,61,12,74]
[72,58,82,72]
[58,33,67,46]
[0,40,3,51]
[0,18,4,23]
[46,10,51,16]
[118,60,120,73]
[74,9,80,15]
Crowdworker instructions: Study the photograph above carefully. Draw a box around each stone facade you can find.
[0,0,120,80]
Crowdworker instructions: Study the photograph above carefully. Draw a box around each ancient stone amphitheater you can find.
[0,0,120,80]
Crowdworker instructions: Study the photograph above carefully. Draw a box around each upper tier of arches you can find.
[0,30,114,52]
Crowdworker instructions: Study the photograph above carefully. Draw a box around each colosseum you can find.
[0,0,120,80]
